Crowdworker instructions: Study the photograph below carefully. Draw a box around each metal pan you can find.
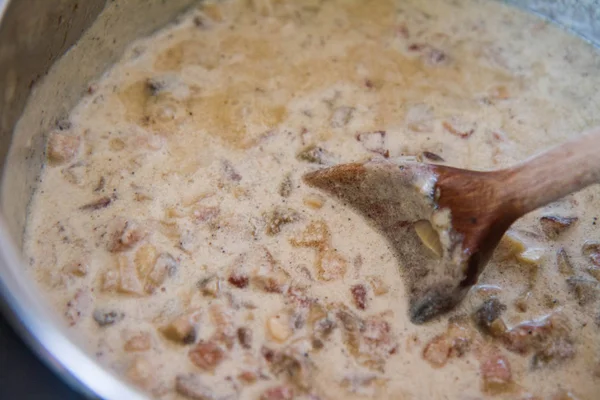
[0,0,597,398]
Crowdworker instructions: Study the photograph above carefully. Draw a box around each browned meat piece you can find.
[237,327,253,349]
[160,310,202,344]
[422,318,475,368]
[479,351,512,393]
[47,131,81,164]
[540,216,577,239]
[260,386,294,400]
[188,340,226,371]
[502,313,575,367]
[262,347,313,391]
[337,309,397,371]
[351,284,368,310]
[316,249,347,281]
[264,207,301,236]
[228,271,249,288]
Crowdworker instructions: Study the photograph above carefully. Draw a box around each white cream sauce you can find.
[24,0,600,399]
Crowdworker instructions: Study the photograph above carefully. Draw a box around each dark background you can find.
[0,313,85,400]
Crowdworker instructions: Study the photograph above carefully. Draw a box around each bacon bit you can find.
[188,341,225,371]
[260,386,294,400]
[316,249,347,281]
[540,215,577,239]
[237,327,252,349]
[422,334,452,367]
[502,313,575,367]
[351,284,368,310]
[252,272,287,293]
[480,352,512,393]
[422,318,474,367]
[286,286,312,309]
[421,151,444,162]
[264,207,301,236]
[160,310,201,344]
[443,120,475,139]
[228,272,249,288]
[79,196,112,211]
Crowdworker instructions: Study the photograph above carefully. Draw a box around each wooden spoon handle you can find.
[502,127,600,215]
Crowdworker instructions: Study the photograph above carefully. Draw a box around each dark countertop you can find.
[0,312,85,400]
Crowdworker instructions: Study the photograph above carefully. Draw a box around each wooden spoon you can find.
[304,127,600,324]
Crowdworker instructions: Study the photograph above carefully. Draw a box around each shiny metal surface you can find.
[0,0,597,399]
[0,1,198,398]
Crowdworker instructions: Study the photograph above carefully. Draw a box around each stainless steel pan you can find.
[0,0,597,398]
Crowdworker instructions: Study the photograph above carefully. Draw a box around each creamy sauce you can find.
[24,0,600,399]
